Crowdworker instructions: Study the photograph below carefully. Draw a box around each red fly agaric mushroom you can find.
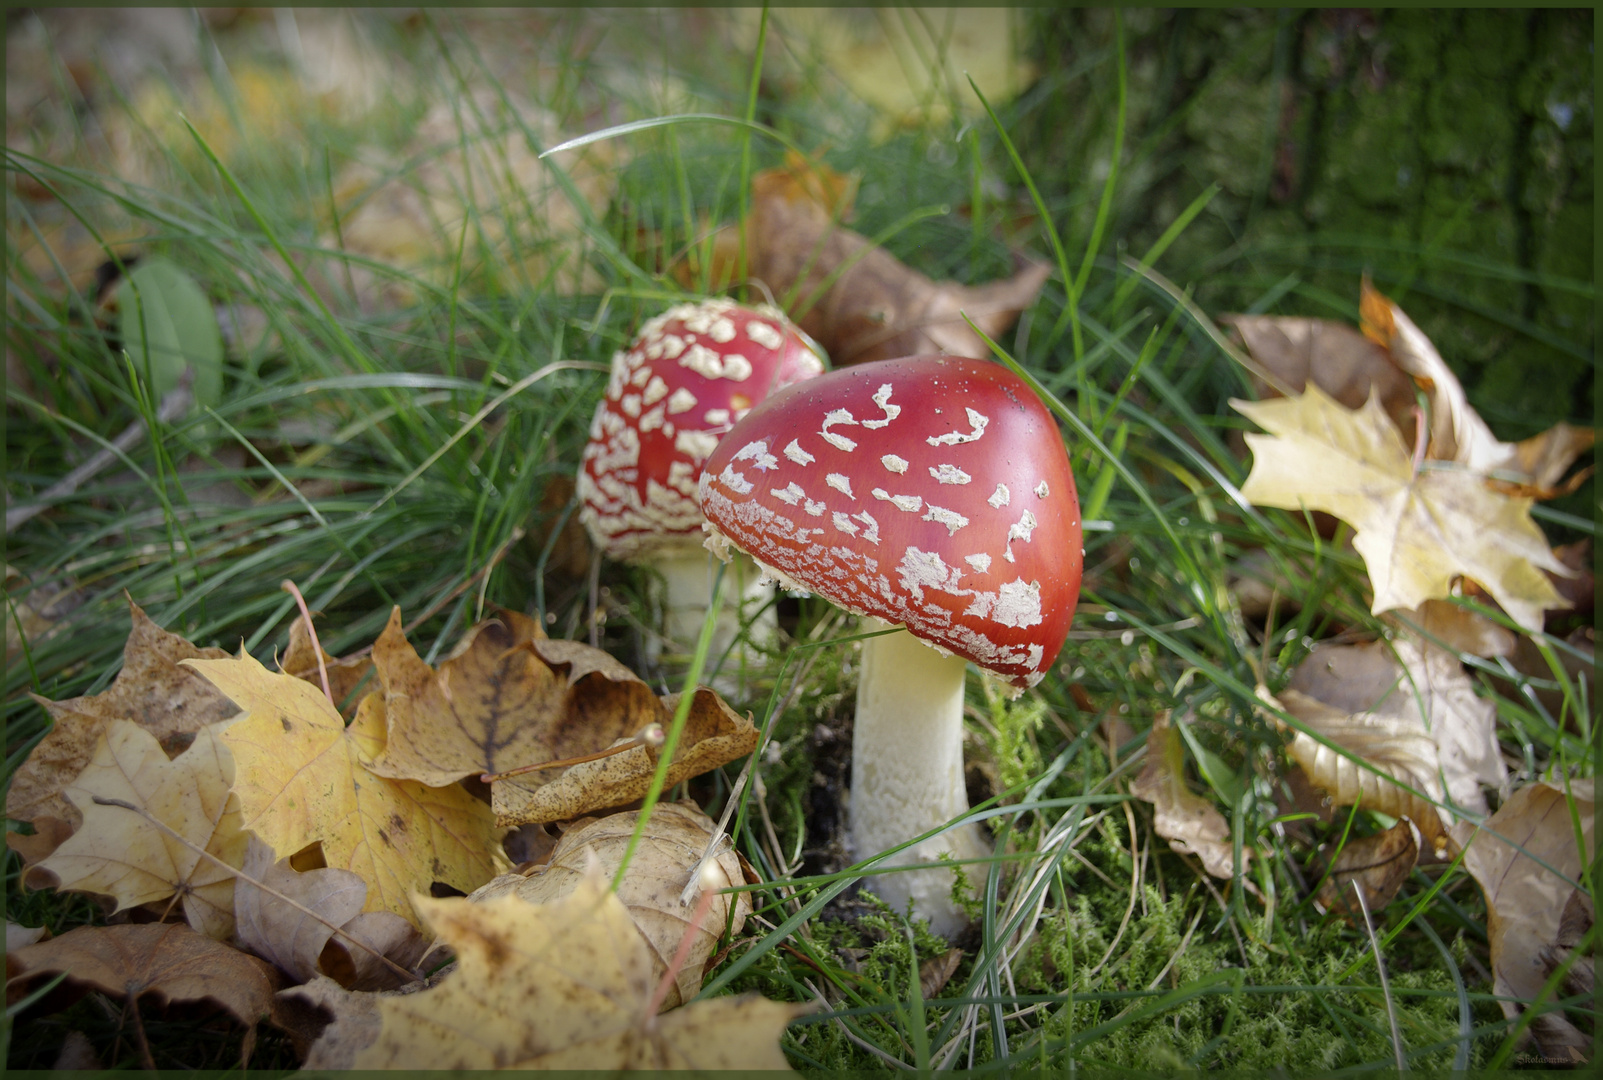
[577,298,826,673]
[699,355,1082,936]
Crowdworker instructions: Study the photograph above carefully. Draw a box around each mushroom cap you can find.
[699,354,1082,689]
[578,299,827,560]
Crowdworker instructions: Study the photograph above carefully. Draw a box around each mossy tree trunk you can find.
[1020,8,1592,439]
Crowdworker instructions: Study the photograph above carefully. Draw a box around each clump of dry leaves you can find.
[1129,280,1592,1064]
[680,151,1051,366]
[6,600,789,1070]
[1204,281,1592,1061]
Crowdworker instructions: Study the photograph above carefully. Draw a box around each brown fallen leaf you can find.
[1129,712,1251,882]
[234,835,426,992]
[469,802,751,1009]
[36,719,245,940]
[5,815,75,890]
[302,874,803,1070]
[354,607,757,825]
[1502,423,1597,498]
[702,154,1050,366]
[8,922,278,1036]
[361,606,557,788]
[1234,385,1568,633]
[1314,819,1418,920]
[1386,599,1516,660]
[1284,636,1505,823]
[1458,780,1595,1063]
[190,652,504,930]
[492,685,756,827]
[920,947,965,1000]
[1539,888,1595,1002]
[7,598,239,830]
[1219,313,1418,437]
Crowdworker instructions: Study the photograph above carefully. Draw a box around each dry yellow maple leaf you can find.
[470,802,751,1009]
[1129,713,1250,882]
[1234,385,1567,633]
[8,598,238,830]
[302,874,802,1070]
[35,719,245,940]
[1459,780,1594,1061]
[188,653,503,930]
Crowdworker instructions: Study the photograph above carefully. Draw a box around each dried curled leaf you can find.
[37,720,245,940]
[303,874,802,1070]
[191,653,504,930]
[1359,280,1514,474]
[469,802,751,1009]
[1314,819,1418,920]
[234,835,425,992]
[1262,677,1448,852]
[1129,713,1251,881]
[1234,385,1568,633]
[1459,780,1595,1062]
[1284,637,1505,822]
[8,922,277,1033]
[8,598,238,829]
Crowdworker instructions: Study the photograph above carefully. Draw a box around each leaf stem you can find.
[480,724,663,784]
[281,579,332,705]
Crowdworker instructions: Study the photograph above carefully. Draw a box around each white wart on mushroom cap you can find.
[698,354,1082,689]
[578,299,827,560]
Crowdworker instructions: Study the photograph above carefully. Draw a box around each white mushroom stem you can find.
[654,549,776,690]
[850,618,990,939]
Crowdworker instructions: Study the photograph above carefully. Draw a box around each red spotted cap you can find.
[578,299,826,560]
[698,355,1082,689]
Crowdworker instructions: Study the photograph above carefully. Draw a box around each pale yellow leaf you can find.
[189,653,503,929]
[37,720,244,940]
[1233,384,1567,632]
[304,874,802,1070]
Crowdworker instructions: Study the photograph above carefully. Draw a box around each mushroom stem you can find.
[655,549,775,692]
[850,619,990,939]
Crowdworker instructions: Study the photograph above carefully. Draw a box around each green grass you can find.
[5,8,1593,1073]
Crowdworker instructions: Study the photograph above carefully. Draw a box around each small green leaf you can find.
[117,257,223,410]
